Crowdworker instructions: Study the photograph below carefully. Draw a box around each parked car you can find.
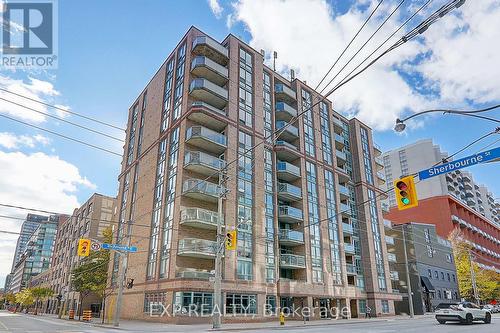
[482,304,498,313]
[435,302,491,324]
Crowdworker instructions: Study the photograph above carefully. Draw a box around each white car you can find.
[435,302,491,324]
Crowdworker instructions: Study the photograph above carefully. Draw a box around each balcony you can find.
[178,238,217,259]
[185,125,227,155]
[182,179,222,203]
[275,101,297,121]
[279,229,305,246]
[374,144,382,157]
[188,102,227,132]
[337,167,350,183]
[375,156,384,171]
[276,121,299,142]
[344,243,355,254]
[189,78,228,109]
[190,56,228,86]
[176,269,212,280]
[180,207,221,230]
[277,182,302,201]
[340,203,351,217]
[278,206,303,223]
[336,149,347,166]
[346,263,359,275]
[280,254,306,269]
[335,134,345,150]
[275,83,297,104]
[377,171,386,185]
[191,36,228,65]
[276,161,301,181]
[333,117,343,134]
[184,150,225,177]
[342,222,354,234]
[275,141,300,162]
[338,184,350,200]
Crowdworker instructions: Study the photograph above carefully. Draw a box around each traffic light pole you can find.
[113,220,132,327]
[213,167,226,329]
[402,226,414,318]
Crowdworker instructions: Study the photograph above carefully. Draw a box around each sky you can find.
[0,0,499,286]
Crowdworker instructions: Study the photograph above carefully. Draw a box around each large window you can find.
[360,127,373,184]
[368,189,386,291]
[173,43,186,120]
[324,169,341,284]
[174,291,213,315]
[306,161,322,282]
[225,294,257,314]
[302,90,315,157]
[143,292,167,313]
[126,104,139,165]
[161,59,175,131]
[264,148,275,283]
[239,48,253,127]
[263,72,272,139]
[381,300,390,313]
[320,102,333,165]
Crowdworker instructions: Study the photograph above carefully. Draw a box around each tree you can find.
[31,287,54,315]
[15,289,34,311]
[449,229,500,303]
[71,228,113,321]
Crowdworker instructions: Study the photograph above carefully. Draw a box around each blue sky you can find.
[0,0,499,284]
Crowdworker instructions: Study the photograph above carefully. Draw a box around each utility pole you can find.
[468,251,479,305]
[213,167,226,329]
[113,220,132,327]
[402,226,414,318]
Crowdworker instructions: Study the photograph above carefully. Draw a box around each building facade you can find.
[8,215,63,293]
[11,214,49,272]
[109,26,399,323]
[381,139,499,225]
[39,193,116,316]
[385,221,460,315]
[385,195,500,272]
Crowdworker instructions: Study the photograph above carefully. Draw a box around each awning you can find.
[421,276,435,293]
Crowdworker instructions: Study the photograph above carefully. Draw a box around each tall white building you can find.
[381,139,499,226]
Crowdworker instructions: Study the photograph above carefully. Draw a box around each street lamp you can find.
[394,104,500,133]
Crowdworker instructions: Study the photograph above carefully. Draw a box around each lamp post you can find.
[394,105,500,133]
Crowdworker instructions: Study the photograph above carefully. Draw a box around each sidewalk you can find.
[35,312,429,332]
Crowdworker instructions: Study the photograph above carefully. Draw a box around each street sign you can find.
[101,243,137,252]
[418,147,500,180]
[90,242,101,251]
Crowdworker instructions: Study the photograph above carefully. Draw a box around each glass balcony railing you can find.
[276,120,299,136]
[338,184,349,198]
[278,205,303,222]
[279,229,304,244]
[189,78,228,109]
[336,149,347,161]
[342,222,353,234]
[176,269,212,280]
[280,254,306,268]
[275,83,297,102]
[191,36,228,64]
[340,203,351,215]
[178,238,217,258]
[275,101,297,120]
[277,161,300,178]
[182,179,222,200]
[180,207,221,229]
[344,243,355,253]
[346,263,359,275]
[190,56,228,85]
[277,182,302,199]
[185,126,227,154]
[184,150,225,172]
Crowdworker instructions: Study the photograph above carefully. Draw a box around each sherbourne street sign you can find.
[418,147,500,180]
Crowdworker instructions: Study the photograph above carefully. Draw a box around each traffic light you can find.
[77,238,91,256]
[394,176,418,210]
[225,230,237,250]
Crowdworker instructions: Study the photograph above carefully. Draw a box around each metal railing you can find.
[182,179,222,197]
[184,150,226,170]
[279,229,304,243]
[178,238,217,255]
[280,254,306,267]
[180,208,221,227]
[277,182,302,198]
[276,161,300,176]
[186,126,227,146]
[278,206,303,220]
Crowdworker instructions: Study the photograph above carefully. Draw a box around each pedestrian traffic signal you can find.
[394,176,418,210]
[225,230,237,250]
[77,238,91,256]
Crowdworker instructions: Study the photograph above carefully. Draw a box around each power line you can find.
[315,0,386,92]
[0,87,125,131]
[0,113,122,156]
[0,97,124,142]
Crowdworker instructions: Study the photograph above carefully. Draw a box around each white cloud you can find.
[228,0,500,130]
[208,0,224,18]
[0,132,50,149]
[0,150,96,283]
[0,75,60,123]
[53,104,71,118]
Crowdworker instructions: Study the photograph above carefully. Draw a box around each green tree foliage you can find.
[30,287,54,315]
[449,229,500,302]
[15,289,34,308]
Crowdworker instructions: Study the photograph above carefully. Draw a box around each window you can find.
[359,300,367,314]
[174,291,213,315]
[447,273,450,281]
[225,294,256,314]
[265,296,276,315]
[452,274,456,282]
[424,228,430,243]
[143,292,166,313]
[427,245,433,258]
[446,253,452,263]
[434,270,438,279]
[237,260,252,280]
[441,272,445,280]
[381,300,390,314]
[428,269,432,278]
[238,48,253,127]
[302,89,315,157]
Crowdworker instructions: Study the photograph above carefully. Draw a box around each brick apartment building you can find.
[108,26,400,323]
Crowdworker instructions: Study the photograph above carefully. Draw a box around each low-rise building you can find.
[385,221,460,315]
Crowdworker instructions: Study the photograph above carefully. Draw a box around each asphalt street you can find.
[0,311,498,333]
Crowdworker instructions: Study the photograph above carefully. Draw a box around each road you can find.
[0,311,498,332]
